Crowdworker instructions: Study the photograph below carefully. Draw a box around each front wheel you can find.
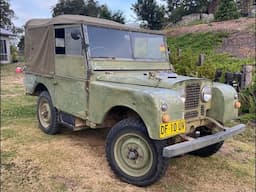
[106,118,169,186]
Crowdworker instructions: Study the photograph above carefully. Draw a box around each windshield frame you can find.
[84,25,169,62]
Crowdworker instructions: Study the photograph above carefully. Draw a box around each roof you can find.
[0,28,15,36]
[25,15,165,35]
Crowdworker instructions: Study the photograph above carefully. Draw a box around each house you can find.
[0,28,15,64]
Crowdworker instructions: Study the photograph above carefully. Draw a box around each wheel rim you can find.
[114,132,153,177]
[38,99,51,128]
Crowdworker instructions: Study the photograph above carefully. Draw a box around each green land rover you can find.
[24,15,245,186]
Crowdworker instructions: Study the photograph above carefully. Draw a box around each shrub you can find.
[239,76,256,114]
[215,0,239,21]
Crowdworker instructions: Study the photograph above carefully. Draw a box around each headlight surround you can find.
[177,88,186,103]
[201,85,212,102]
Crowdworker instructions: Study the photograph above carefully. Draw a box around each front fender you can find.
[89,81,184,140]
[207,82,238,123]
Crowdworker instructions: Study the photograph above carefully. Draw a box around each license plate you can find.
[160,119,186,138]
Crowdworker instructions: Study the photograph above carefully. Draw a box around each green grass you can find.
[167,32,254,79]
[1,151,17,163]
[1,63,255,192]
[168,32,229,53]
[1,129,18,140]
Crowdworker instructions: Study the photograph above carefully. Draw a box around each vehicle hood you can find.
[95,71,205,89]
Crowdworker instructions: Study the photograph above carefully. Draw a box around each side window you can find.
[65,27,82,55]
[55,28,65,54]
[55,27,82,55]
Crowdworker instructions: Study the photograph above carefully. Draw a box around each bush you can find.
[239,76,256,114]
[10,45,18,63]
[215,0,239,21]
[168,32,254,80]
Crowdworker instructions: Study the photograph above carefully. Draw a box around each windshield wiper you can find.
[93,56,116,60]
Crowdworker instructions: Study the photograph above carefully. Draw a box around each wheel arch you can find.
[100,105,146,130]
[33,83,49,96]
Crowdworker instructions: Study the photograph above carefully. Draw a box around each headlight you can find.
[201,85,212,102]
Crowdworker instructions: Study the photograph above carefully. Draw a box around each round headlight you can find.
[201,85,212,102]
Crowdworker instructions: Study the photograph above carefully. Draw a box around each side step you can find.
[59,112,88,131]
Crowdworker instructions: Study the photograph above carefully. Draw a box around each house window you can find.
[0,40,8,61]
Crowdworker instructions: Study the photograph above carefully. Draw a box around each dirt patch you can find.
[218,32,256,58]
[166,18,255,37]
[1,64,255,192]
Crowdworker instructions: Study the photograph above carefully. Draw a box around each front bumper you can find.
[163,124,246,158]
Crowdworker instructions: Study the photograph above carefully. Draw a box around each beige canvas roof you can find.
[25,15,164,35]
[25,15,165,75]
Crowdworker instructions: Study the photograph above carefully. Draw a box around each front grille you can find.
[185,83,200,110]
[185,111,199,119]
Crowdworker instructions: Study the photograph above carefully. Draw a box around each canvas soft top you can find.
[25,15,164,35]
[24,15,165,75]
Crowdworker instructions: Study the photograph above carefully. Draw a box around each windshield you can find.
[87,25,167,61]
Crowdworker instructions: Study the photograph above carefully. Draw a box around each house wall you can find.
[0,36,11,64]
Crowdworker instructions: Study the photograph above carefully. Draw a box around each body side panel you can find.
[89,81,184,139]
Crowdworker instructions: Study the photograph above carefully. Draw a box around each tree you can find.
[52,0,125,23]
[214,0,239,21]
[132,0,166,30]
[0,0,15,29]
[165,0,213,23]
[208,0,220,14]
[99,5,125,24]
[52,0,86,17]
[18,35,24,52]
[239,0,254,16]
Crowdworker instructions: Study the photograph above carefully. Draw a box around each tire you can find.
[190,126,224,157]
[190,141,224,157]
[37,91,59,135]
[106,117,169,186]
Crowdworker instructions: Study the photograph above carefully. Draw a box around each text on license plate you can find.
[160,119,186,138]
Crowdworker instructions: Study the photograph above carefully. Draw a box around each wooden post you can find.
[197,54,205,66]
[241,64,254,89]
[177,48,182,59]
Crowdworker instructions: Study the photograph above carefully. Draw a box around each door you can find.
[54,25,88,119]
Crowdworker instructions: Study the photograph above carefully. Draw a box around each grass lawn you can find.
[1,64,255,192]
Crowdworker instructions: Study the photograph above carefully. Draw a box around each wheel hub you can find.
[39,100,51,128]
[114,133,153,177]
[127,148,139,160]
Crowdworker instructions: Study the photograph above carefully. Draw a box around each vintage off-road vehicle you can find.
[24,15,245,186]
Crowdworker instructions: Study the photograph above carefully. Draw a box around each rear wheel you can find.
[106,118,169,186]
[37,91,59,135]
[190,126,224,157]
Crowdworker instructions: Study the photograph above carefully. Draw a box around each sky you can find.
[10,0,140,27]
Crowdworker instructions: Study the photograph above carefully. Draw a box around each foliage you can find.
[238,0,254,16]
[52,0,125,23]
[215,0,239,21]
[0,0,14,29]
[10,45,18,62]
[18,35,24,52]
[132,0,166,30]
[239,76,256,114]
[165,0,212,23]
[167,32,254,79]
